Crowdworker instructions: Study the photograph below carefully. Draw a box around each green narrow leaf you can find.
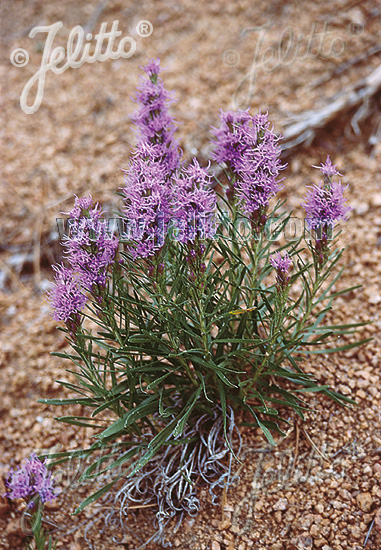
[254,414,277,446]
[74,478,120,515]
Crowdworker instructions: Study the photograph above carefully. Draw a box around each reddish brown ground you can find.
[0,1,380,549]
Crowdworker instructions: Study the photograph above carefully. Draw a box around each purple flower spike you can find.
[301,180,351,231]
[131,59,181,177]
[211,110,285,225]
[122,142,172,259]
[211,109,253,171]
[64,211,119,290]
[270,252,292,273]
[302,156,351,266]
[49,195,119,323]
[171,158,217,244]
[270,252,292,289]
[4,453,59,505]
[48,264,87,323]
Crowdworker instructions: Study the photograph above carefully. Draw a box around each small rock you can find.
[356,370,371,379]
[310,524,320,537]
[375,507,381,532]
[296,534,313,549]
[223,504,234,513]
[354,202,369,215]
[273,498,288,511]
[299,513,314,530]
[5,518,24,537]
[347,6,365,27]
[44,500,61,511]
[356,492,373,512]
[371,193,381,207]
[219,519,231,530]
[331,500,343,510]
[211,519,219,527]
[369,294,381,305]
[212,542,221,550]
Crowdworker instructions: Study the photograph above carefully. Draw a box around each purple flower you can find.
[63,195,118,287]
[270,252,292,288]
[65,220,119,289]
[142,58,161,77]
[122,142,172,258]
[211,109,253,171]
[270,252,292,272]
[211,110,285,221]
[48,264,87,323]
[302,157,351,266]
[4,453,59,506]
[301,180,351,231]
[171,159,217,243]
[312,155,342,178]
[49,196,118,322]
[131,59,181,176]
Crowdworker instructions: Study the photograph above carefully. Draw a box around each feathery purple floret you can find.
[122,142,172,258]
[131,58,181,176]
[302,156,351,266]
[270,252,292,288]
[142,58,161,76]
[302,164,351,231]
[64,198,119,288]
[48,265,87,323]
[312,155,343,178]
[49,196,118,322]
[270,251,292,272]
[211,109,253,171]
[66,195,97,219]
[171,159,217,243]
[4,453,59,506]
[211,109,285,217]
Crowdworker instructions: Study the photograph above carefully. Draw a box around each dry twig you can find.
[301,428,331,464]
[282,65,381,152]
[308,45,381,90]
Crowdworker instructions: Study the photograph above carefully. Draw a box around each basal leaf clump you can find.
[43,59,367,547]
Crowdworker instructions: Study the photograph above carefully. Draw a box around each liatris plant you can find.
[3,454,59,550]
[42,60,368,546]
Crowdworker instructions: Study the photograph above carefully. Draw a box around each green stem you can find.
[156,256,199,388]
[248,289,286,389]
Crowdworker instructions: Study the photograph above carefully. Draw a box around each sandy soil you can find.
[0,1,380,549]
